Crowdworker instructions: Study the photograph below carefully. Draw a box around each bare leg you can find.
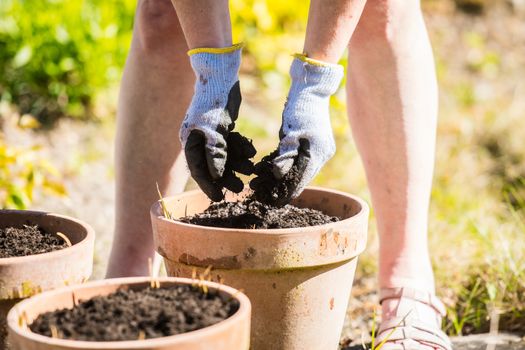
[303,0,367,63]
[171,0,232,49]
[107,0,193,278]
[347,0,439,324]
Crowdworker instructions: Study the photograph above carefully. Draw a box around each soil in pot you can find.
[0,225,69,258]
[29,285,240,341]
[179,141,341,229]
[179,198,340,229]
[249,149,305,207]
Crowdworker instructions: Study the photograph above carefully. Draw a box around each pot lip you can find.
[151,186,369,235]
[0,209,95,266]
[8,276,251,349]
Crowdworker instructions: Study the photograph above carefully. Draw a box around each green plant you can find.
[352,308,411,350]
[442,187,525,336]
[0,137,66,209]
[0,0,134,126]
[156,182,173,220]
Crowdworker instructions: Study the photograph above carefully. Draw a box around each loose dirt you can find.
[180,135,340,228]
[215,131,257,194]
[180,197,340,229]
[250,149,304,207]
[0,225,69,258]
[29,285,240,341]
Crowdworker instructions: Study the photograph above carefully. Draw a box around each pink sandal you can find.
[376,287,452,350]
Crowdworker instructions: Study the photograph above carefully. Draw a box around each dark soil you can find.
[215,132,257,195]
[180,197,340,229]
[182,138,338,228]
[185,129,336,228]
[214,130,304,207]
[0,225,69,258]
[250,149,304,207]
[29,285,240,342]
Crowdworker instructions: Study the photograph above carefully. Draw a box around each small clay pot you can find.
[7,277,251,350]
[0,210,95,348]
[151,187,369,350]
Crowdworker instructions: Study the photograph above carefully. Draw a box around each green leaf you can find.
[9,193,25,209]
[487,283,497,301]
[12,45,32,68]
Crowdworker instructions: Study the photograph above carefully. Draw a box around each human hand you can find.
[251,55,344,205]
[180,44,254,201]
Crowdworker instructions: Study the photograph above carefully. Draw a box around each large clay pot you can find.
[7,277,251,350]
[151,187,369,350]
[0,210,95,349]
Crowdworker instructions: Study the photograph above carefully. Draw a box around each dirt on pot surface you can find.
[0,225,69,258]
[180,197,340,229]
[29,285,240,342]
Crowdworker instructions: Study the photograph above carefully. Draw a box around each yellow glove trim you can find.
[293,53,338,67]
[188,43,244,56]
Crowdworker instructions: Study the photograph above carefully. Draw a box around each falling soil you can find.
[216,132,257,192]
[250,149,304,207]
[182,129,339,227]
[180,197,340,229]
[0,225,69,258]
[29,285,240,342]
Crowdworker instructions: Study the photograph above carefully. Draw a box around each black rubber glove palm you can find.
[183,82,255,201]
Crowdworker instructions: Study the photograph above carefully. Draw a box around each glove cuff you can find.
[289,55,344,96]
[187,43,244,56]
[188,44,242,99]
[293,53,339,67]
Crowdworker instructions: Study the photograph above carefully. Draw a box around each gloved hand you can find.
[180,44,254,202]
[269,55,344,203]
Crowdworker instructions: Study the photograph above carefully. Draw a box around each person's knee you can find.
[135,0,186,53]
[355,0,423,43]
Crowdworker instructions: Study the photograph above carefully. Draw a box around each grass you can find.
[156,182,173,221]
[426,2,525,331]
[330,1,525,340]
[368,310,411,350]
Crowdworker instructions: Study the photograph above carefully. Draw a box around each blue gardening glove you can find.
[180,44,255,202]
[251,55,343,205]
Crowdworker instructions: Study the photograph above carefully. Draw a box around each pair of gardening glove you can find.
[179,44,344,204]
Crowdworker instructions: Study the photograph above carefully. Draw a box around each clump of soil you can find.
[250,149,304,207]
[29,285,240,342]
[215,132,257,194]
[180,198,340,229]
[0,225,69,258]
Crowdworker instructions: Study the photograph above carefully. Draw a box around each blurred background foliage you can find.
[0,0,134,126]
[1,0,525,340]
[0,0,315,126]
[0,136,65,209]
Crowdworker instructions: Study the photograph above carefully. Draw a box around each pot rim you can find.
[150,186,369,235]
[0,210,95,266]
[7,276,251,349]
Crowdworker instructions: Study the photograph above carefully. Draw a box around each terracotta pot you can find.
[0,210,95,349]
[151,187,369,350]
[7,277,251,350]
